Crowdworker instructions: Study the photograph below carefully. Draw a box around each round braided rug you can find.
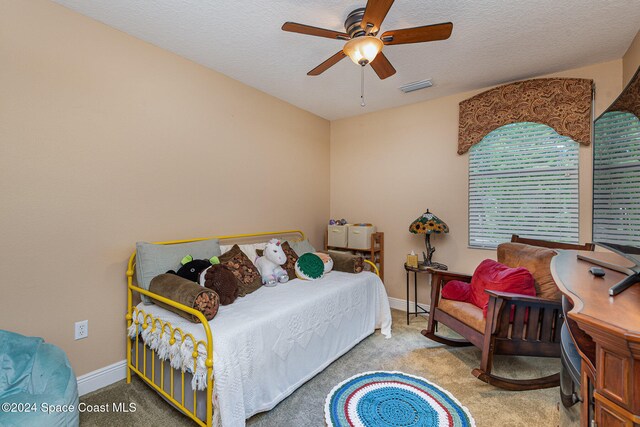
[324,371,475,427]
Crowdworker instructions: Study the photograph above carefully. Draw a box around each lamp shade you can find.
[409,210,449,234]
[343,36,383,66]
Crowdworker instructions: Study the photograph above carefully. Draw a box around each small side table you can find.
[404,264,441,325]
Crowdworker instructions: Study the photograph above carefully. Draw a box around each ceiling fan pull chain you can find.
[360,65,366,107]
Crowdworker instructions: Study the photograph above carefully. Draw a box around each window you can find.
[469,122,579,248]
[593,111,640,245]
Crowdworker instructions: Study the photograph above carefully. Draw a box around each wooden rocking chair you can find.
[421,235,594,391]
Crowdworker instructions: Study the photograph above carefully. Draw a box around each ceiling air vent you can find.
[399,79,433,93]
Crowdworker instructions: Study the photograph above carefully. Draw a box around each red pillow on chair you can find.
[471,259,535,317]
[441,259,535,318]
[441,280,472,302]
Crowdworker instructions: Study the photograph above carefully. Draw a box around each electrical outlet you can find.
[75,320,88,340]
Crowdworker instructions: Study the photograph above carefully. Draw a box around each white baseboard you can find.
[388,296,430,314]
[77,359,127,396]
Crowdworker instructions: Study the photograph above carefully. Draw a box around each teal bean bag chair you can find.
[0,330,79,427]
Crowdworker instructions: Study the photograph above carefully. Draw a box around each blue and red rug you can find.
[324,371,475,427]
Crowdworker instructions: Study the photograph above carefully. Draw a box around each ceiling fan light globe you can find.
[343,36,383,66]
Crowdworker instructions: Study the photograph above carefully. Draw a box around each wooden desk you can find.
[551,250,640,427]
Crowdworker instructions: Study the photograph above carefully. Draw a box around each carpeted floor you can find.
[81,309,572,426]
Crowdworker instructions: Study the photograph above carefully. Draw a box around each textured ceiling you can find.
[52,0,640,120]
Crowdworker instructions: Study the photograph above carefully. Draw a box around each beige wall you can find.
[0,0,329,375]
[623,30,640,85]
[330,60,623,304]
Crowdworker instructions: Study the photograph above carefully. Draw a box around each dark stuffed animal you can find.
[203,264,239,305]
[167,255,219,284]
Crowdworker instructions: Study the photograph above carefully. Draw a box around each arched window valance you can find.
[610,72,640,119]
[457,78,593,155]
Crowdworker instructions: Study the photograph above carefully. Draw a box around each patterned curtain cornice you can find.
[610,69,640,119]
[458,78,594,155]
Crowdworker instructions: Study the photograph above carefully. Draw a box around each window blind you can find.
[469,122,579,248]
[593,111,640,245]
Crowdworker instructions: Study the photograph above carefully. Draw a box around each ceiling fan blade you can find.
[381,22,453,45]
[370,52,396,80]
[360,0,395,34]
[307,51,347,76]
[282,22,350,40]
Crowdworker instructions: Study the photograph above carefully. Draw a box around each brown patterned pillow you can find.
[193,292,219,321]
[257,241,298,280]
[218,244,262,296]
[281,241,300,279]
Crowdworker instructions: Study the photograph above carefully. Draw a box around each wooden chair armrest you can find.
[430,270,472,284]
[485,290,561,306]
[485,289,564,339]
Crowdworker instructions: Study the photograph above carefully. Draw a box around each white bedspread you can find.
[133,271,391,427]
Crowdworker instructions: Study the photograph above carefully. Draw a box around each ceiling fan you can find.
[282,0,453,80]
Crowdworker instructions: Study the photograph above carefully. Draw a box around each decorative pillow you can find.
[314,252,334,274]
[295,253,325,280]
[220,242,267,263]
[149,274,219,323]
[136,239,221,305]
[203,264,239,305]
[441,280,472,302]
[497,242,559,300]
[470,259,536,317]
[289,239,316,256]
[327,250,364,273]
[257,241,299,280]
[218,244,262,296]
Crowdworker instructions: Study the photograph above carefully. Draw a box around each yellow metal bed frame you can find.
[125,229,378,427]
